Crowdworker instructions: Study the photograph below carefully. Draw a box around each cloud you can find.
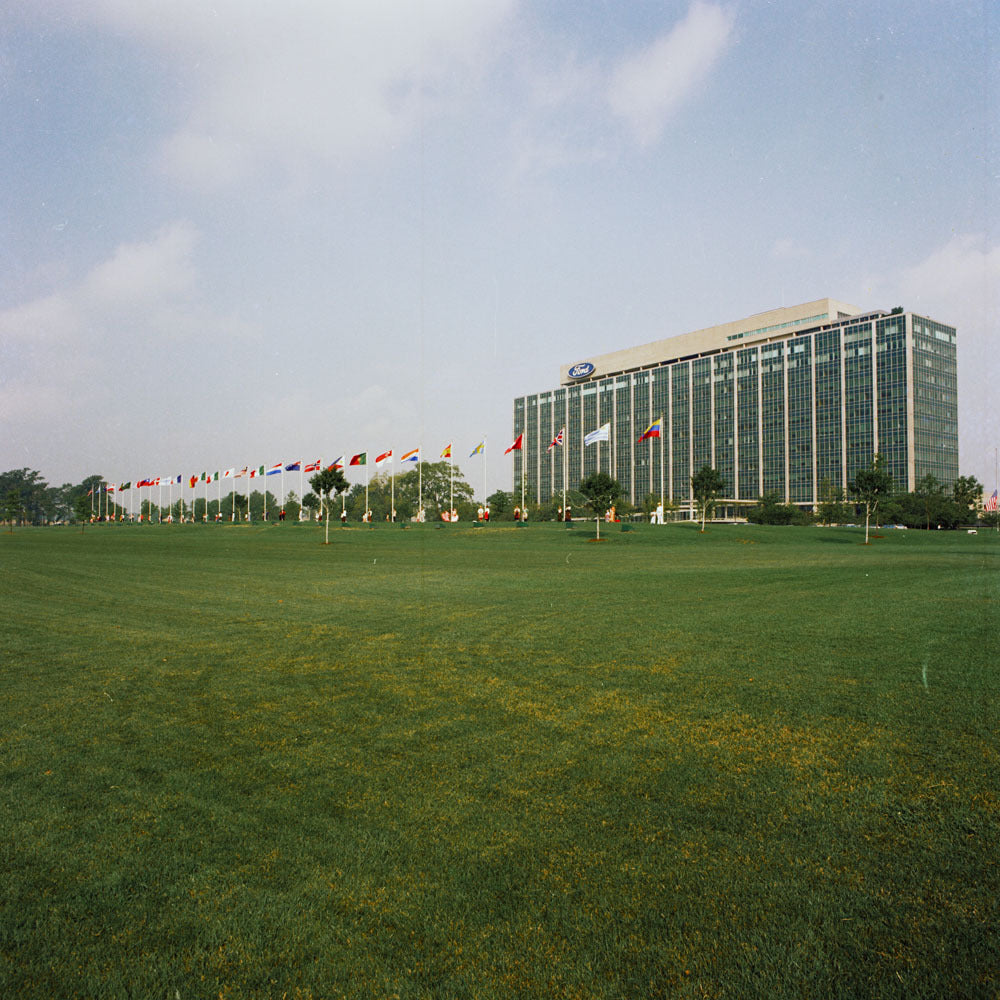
[72,0,516,187]
[867,233,1000,477]
[0,222,249,426]
[608,1,736,146]
[885,234,999,329]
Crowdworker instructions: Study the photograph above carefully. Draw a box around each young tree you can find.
[850,454,893,545]
[691,465,725,533]
[578,471,622,540]
[310,467,349,543]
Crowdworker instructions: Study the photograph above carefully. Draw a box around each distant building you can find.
[512,298,958,514]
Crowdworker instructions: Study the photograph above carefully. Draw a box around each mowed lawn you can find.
[1,521,997,999]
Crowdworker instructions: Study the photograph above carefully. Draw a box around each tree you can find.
[817,478,850,526]
[849,454,893,545]
[310,467,349,543]
[486,490,512,517]
[578,471,622,539]
[952,475,983,514]
[394,461,474,521]
[4,489,21,532]
[914,474,945,530]
[73,491,91,531]
[283,491,302,523]
[691,465,725,533]
[301,493,320,521]
[747,493,811,525]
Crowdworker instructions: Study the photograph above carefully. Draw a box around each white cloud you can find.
[73,0,516,187]
[867,233,1000,480]
[608,1,736,146]
[0,222,250,426]
[884,234,999,329]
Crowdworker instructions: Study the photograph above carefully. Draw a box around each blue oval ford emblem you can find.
[568,362,595,379]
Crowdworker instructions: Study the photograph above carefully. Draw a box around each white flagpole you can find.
[563,433,567,519]
[365,455,369,519]
[450,451,454,517]
[419,453,423,520]
[483,438,487,506]
[391,455,395,522]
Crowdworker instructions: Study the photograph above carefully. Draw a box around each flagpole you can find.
[563,433,567,520]
[365,455,369,521]
[483,437,487,507]
[660,428,665,523]
[419,453,423,521]
[391,455,395,522]
[450,451,454,518]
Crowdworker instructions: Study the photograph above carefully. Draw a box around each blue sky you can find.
[2,1,997,497]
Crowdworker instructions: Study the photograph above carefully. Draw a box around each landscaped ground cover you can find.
[2,522,997,998]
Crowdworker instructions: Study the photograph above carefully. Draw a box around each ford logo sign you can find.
[568,362,595,379]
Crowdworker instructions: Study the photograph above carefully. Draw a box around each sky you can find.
[1,0,997,499]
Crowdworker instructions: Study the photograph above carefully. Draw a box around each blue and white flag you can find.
[584,422,610,446]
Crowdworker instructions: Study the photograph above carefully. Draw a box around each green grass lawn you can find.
[2,521,997,999]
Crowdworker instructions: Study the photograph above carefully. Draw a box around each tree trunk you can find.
[864,503,871,545]
[324,499,330,544]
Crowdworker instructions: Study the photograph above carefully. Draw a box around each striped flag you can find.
[469,441,484,457]
[985,489,998,512]
[375,450,392,467]
[223,469,235,479]
[638,417,662,442]
[584,422,610,446]
[304,460,321,473]
[266,463,282,476]
[401,449,419,463]
[328,456,345,471]
[440,443,452,459]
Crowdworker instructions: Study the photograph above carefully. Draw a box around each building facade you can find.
[512,299,958,513]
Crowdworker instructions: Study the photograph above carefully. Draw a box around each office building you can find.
[512,298,958,514]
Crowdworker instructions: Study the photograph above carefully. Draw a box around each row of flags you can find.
[99,419,667,495]
[100,442,492,494]
[516,417,664,453]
